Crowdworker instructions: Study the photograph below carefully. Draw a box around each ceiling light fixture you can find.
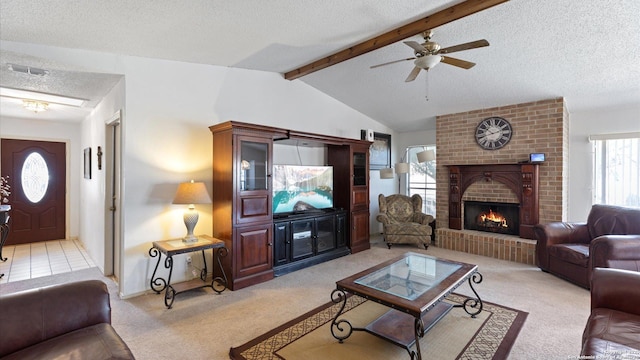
[0,87,86,107]
[415,55,442,70]
[23,100,49,113]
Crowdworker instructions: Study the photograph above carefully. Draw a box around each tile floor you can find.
[0,239,95,284]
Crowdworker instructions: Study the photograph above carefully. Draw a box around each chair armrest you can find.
[590,268,640,316]
[413,213,434,225]
[534,222,590,246]
[589,235,640,269]
[534,222,589,270]
[376,214,390,225]
[0,280,111,357]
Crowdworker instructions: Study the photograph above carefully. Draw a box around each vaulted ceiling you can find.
[1,0,638,131]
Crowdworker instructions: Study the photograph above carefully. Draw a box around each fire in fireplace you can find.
[464,201,520,236]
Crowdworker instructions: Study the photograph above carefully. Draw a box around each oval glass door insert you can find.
[21,152,50,203]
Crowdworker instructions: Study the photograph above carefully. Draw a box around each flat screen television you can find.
[272,165,334,214]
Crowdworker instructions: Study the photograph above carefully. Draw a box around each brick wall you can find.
[435,98,569,264]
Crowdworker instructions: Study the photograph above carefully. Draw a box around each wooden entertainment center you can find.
[209,121,372,290]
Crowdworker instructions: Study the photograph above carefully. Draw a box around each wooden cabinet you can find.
[273,210,349,276]
[328,143,371,254]
[234,223,273,288]
[211,121,371,289]
[210,122,283,290]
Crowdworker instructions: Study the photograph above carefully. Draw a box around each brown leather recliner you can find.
[534,204,640,288]
[0,280,135,359]
[581,268,640,357]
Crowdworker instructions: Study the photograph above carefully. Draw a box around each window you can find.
[21,152,50,203]
[591,133,640,207]
[407,146,436,215]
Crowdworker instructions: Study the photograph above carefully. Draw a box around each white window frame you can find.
[406,145,436,215]
[590,132,640,207]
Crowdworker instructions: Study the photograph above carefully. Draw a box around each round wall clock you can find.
[475,117,513,150]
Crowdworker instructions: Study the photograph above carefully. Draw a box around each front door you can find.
[0,139,66,245]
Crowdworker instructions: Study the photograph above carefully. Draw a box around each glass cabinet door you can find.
[353,152,366,186]
[240,140,269,191]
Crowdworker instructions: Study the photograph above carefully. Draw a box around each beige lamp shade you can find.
[417,149,436,163]
[173,180,211,243]
[379,168,394,179]
[173,180,212,205]
[395,162,410,174]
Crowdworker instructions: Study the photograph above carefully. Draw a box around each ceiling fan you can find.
[371,30,489,82]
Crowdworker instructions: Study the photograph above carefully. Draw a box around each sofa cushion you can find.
[581,308,640,356]
[548,243,589,267]
[1,323,134,360]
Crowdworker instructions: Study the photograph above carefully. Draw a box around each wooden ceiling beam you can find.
[284,0,509,80]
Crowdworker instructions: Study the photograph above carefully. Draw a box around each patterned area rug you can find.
[230,293,527,360]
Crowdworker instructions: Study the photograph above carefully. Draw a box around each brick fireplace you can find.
[448,163,539,239]
[435,98,569,265]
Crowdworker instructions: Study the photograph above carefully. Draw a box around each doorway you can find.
[104,112,122,281]
[0,139,66,245]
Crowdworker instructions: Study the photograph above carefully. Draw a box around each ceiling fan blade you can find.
[441,56,476,69]
[405,67,422,82]
[404,41,426,53]
[438,39,489,54]
[370,57,415,69]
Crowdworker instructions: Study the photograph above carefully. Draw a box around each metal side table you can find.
[0,205,10,279]
[149,235,228,308]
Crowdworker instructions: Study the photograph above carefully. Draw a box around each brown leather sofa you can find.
[534,204,640,288]
[0,280,135,360]
[581,267,640,357]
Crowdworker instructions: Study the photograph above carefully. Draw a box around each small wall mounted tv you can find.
[272,165,334,214]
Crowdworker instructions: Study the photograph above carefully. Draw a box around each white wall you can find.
[0,41,392,297]
[0,116,81,240]
[567,104,640,221]
[79,78,125,274]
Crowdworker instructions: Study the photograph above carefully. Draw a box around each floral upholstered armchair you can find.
[376,194,433,249]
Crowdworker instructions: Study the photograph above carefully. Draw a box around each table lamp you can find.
[173,180,212,243]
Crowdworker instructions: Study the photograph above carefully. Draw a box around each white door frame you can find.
[104,110,123,289]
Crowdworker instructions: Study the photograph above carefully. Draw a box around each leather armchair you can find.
[534,204,640,288]
[376,194,433,249]
[581,268,640,357]
[0,280,134,359]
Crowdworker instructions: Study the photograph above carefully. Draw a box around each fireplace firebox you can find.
[464,201,520,236]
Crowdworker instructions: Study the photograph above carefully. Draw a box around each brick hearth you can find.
[435,98,569,265]
[437,229,536,265]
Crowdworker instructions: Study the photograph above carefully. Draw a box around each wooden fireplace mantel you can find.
[447,163,540,239]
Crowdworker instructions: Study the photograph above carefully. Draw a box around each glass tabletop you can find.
[354,253,462,301]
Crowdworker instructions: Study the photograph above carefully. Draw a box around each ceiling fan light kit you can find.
[415,55,442,70]
[372,30,490,83]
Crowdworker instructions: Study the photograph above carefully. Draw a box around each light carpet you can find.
[230,293,527,360]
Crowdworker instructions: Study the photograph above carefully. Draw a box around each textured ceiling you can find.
[1,0,639,130]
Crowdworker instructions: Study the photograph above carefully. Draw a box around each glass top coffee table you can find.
[331,252,483,360]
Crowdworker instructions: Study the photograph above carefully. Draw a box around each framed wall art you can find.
[369,132,391,170]
[83,147,91,179]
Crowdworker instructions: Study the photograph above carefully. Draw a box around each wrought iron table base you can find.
[330,273,483,360]
[0,220,10,279]
[149,246,228,309]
